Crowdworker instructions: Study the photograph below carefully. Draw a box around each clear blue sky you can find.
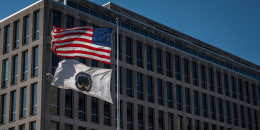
[1,0,260,65]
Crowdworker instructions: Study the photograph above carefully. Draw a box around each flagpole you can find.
[116,17,120,130]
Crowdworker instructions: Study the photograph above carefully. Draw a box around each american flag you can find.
[51,26,112,64]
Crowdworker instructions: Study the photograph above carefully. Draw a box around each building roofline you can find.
[0,0,42,23]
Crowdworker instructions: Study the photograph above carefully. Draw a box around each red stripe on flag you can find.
[53,32,93,39]
[54,44,111,53]
[55,50,111,59]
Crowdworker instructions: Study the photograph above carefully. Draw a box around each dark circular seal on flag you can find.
[75,72,92,92]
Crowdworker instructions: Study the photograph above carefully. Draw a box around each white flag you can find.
[52,59,113,104]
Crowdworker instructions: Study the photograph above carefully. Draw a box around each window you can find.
[231,77,236,98]
[211,124,216,130]
[203,122,208,130]
[50,86,60,115]
[184,89,191,115]
[104,102,111,126]
[208,68,214,91]
[23,16,29,44]
[185,118,191,130]
[78,93,85,120]
[147,45,153,71]
[10,91,16,121]
[258,87,260,107]
[65,90,73,117]
[167,82,173,108]
[12,55,18,84]
[80,20,86,26]
[218,98,223,122]
[253,110,257,130]
[176,85,182,110]
[78,127,85,130]
[2,59,8,88]
[147,76,154,102]
[66,15,74,28]
[138,105,144,130]
[32,46,39,76]
[247,108,252,129]
[65,124,73,130]
[194,91,199,115]
[195,120,200,130]
[53,11,60,27]
[4,25,10,53]
[91,97,99,123]
[233,103,238,126]
[31,83,37,115]
[33,11,40,40]
[52,52,60,74]
[136,41,143,67]
[1,94,7,124]
[166,52,172,77]
[251,85,257,105]
[20,124,26,130]
[156,49,162,74]
[158,111,164,130]
[22,51,28,80]
[50,121,59,130]
[240,105,245,127]
[175,56,180,80]
[137,73,143,100]
[20,87,27,118]
[127,102,133,130]
[114,34,122,60]
[30,121,36,130]
[168,113,173,130]
[184,59,189,83]
[177,115,182,130]
[238,79,243,101]
[201,65,206,88]
[210,96,216,119]
[126,37,132,64]
[192,62,198,85]
[115,100,123,128]
[226,101,231,124]
[157,79,163,105]
[13,21,19,49]
[148,108,154,130]
[126,69,133,97]
[115,66,122,94]
[244,82,250,103]
[202,93,207,117]
[224,74,229,96]
[216,71,222,94]
[91,60,97,67]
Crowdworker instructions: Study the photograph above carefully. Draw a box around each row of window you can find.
[0,11,39,55]
[7,121,36,130]
[63,0,260,82]
[0,83,37,124]
[1,46,38,88]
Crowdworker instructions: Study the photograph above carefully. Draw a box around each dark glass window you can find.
[104,102,111,126]
[138,105,144,130]
[79,20,86,26]
[253,110,257,130]
[78,93,85,120]
[147,76,154,102]
[201,65,205,88]
[20,87,27,118]
[192,62,198,85]
[177,116,182,130]
[185,88,190,113]
[240,105,245,127]
[238,79,243,101]
[195,120,200,130]
[127,102,133,130]
[168,113,173,130]
[247,108,252,129]
[175,56,180,80]
[157,79,163,105]
[231,77,237,98]
[78,127,85,130]
[31,83,37,115]
[22,51,28,80]
[33,11,40,40]
[167,82,173,108]
[244,82,250,103]
[148,108,154,130]
[53,11,61,27]
[50,86,60,115]
[20,124,26,130]
[10,91,16,121]
[216,71,222,94]
[115,66,122,94]
[91,97,99,123]
[14,21,19,49]
[226,101,231,124]
[251,85,257,105]
[258,87,260,107]
[32,46,39,76]
[166,52,172,77]
[158,111,164,130]
[203,122,208,130]
[208,68,214,91]
[136,41,143,67]
[30,121,36,130]
[126,69,133,97]
[52,52,59,74]
[184,59,189,83]
[23,16,29,44]
[210,96,216,119]
[224,74,229,96]
[1,94,7,124]
[65,90,73,117]
[176,85,182,110]
[126,37,132,64]
[233,103,238,126]
[202,93,207,117]
[194,91,199,115]
[156,49,162,74]
[2,59,8,88]
[211,124,216,130]
[65,124,72,130]
[115,100,123,128]
[91,60,97,67]
[137,73,143,100]
[218,98,223,122]
[186,117,191,130]
[4,25,10,53]
[114,34,122,60]
[147,45,153,71]
[12,55,18,84]
[66,15,74,28]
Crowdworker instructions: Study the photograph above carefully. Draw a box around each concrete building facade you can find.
[0,0,260,130]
